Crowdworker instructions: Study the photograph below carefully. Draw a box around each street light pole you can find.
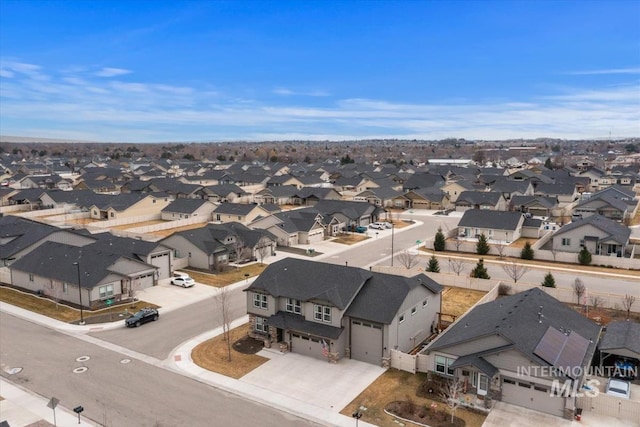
[73,262,85,325]
[391,222,395,267]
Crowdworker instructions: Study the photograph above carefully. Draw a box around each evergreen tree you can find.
[434,227,446,251]
[470,259,490,279]
[476,234,490,255]
[521,242,535,260]
[544,158,553,169]
[427,255,440,273]
[578,247,592,265]
[542,272,556,288]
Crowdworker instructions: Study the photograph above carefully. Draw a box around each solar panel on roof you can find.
[534,326,590,378]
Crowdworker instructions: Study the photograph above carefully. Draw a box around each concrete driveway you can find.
[240,349,386,411]
[483,401,638,427]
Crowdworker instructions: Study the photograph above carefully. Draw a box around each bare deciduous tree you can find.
[128,278,142,304]
[501,261,530,283]
[45,282,62,309]
[441,376,464,424]
[590,295,604,310]
[550,247,559,262]
[622,294,636,320]
[397,250,420,269]
[448,258,466,276]
[230,236,246,267]
[256,236,271,265]
[452,235,463,252]
[215,286,233,362]
[573,278,586,304]
[494,241,507,258]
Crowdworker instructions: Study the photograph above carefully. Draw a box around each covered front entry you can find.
[350,319,383,365]
[290,332,327,360]
[501,377,565,417]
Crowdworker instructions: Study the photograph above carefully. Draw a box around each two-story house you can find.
[245,258,443,366]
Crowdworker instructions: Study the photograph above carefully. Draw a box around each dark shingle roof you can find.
[161,198,213,214]
[553,214,631,245]
[427,288,601,375]
[213,202,261,215]
[10,241,155,288]
[247,258,371,309]
[458,210,524,231]
[345,273,443,324]
[599,321,640,355]
[455,191,503,206]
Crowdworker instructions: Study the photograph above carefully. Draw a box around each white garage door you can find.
[501,377,564,417]
[151,253,170,280]
[350,320,383,365]
[308,230,324,244]
[290,332,326,360]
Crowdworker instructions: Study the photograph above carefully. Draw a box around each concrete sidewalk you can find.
[0,378,96,427]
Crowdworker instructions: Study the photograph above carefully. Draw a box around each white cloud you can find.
[273,87,330,97]
[95,67,132,77]
[565,68,640,75]
[1,60,639,142]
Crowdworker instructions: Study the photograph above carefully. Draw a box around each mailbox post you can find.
[73,405,84,424]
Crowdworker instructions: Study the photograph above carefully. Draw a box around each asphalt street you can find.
[91,287,248,360]
[0,312,319,427]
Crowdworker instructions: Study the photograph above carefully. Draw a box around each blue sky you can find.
[1,1,639,142]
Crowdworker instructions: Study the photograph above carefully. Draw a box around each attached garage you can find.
[350,320,383,365]
[150,252,171,280]
[307,229,324,244]
[290,332,327,360]
[132,272,156,290]
[501,377,564,417]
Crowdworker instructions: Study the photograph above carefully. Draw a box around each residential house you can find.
[457,210,526,243]
[245,258,443,365]
[573,186,637,222]
[88,193,172,220]
[250,208,326,246]
[454,191,507,211]
[551,214,631,257]
[0,216,96,264]
[160,222,276,271]
[200,184,247,203]
[510,195,559,218]
[533,183,579,207]
[422,288,600,418]
[254,185,298,206]
[290,187,343,206]
[353,187,403,208]
[160,198,217,221]
[10,242,158,308]
[212,202,272,225]
[401,189,451,210]
[309,200,382,235]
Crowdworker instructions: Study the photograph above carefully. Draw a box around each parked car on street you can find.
[171,271,195,288]
[125,307,159,328]
[605,377,631,399]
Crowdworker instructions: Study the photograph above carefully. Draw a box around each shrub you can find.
[578,247,592,265]
[542,272,556,288]
[520,242,534,260]
[426,255,440,273]
[498,283,512,296]
[434,227,446,251]
[476,234,490,255]
[470,259,490,279]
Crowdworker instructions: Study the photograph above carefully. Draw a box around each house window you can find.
[255,316,268,333]
[435,355,456,376]
[286,298,301,314]
[422,298,429,307]
[62,283,68,293]
[99,284,114,299]
[29,274,34,282]
[216,214,221,221]
[237,216,241,220]
[411,306,417,316]
[253,293,268,309]
[314,304,331,323]
[110,212,115,218]
[153,199,156,204]
[561,238,571,246]
[399,314,405,323]
[93,210,98,216]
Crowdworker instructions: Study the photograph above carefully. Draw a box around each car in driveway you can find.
[605,377,631,399]
[171,272,195,288]
[354,225,368,233]
[369,222,385,230]
[125,307,159,327]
